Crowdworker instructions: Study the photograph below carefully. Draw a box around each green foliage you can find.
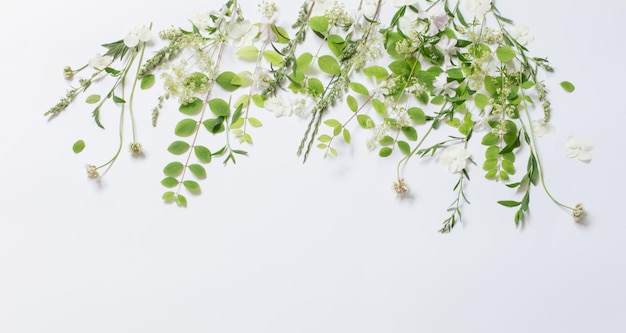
[140,74,155,90]
[318,55,341,75]
[175,119,198,137]
[560,81,575,92]
[72,140,85,153]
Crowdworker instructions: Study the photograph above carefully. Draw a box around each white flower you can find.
[466,0,492,17]
[565,135,594,162]
[470,105,494,132]
[124,24,151,48]
[433,73,459,97]
[362,0,384,18]
[419,3,448,35]
[392,0,417,7]
[311,0,335,17]
[265,94,294,117]
[190,11,212,31]
[398,10,426,38]
[88,53,113,70]
[532,119,556,137]
[438,146,471,173]
[509,25,534,46]
[436,36,458,66]
[258,11,278,44]
[227,20,259,49]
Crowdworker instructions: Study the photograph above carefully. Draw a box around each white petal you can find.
[124,34,139,48]
[576,150,593,162]
[564,147,579,159]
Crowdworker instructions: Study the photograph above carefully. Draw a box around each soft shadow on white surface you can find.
[0,0,624,332]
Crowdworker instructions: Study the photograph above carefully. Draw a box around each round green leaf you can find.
[194,146,212,163]
[85,94,101,104]
[402,127,418,141]
[183,180,201,193]
[216,71,241,92]
[496,46,516,63]
[163,162,184,177]
[188,164,207,179]
[208,98,230,117]
[161,177,179,188]
[560,81,575,93]
[140,74,155,90]
[309,16,329,33]
[397,141,411,155]
[236,45,259,60]
[379,147,393,157]
[167,141,191,155]
[179,97,203,115]
[318,55,341,75]
[175,119,198,137]
[72,140,85,153]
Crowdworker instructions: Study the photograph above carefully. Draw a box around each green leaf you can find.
[203,117,225,134]
[251,94,265,107]
[175,194,188,207]
[318,134,332,143]
[350,82,369,95]
[216,71,241,92]
[485,146,500,159]
[175,119,198,137]
[498,200,521,207]
[379,147,393,157]
[161,177,179,188]
[194,146,212,163]
[307,78,324,96]
[474,93,489,110]
[397,141,411,155]
[231,103,243,125]
[379,135,394,146]
[343,128,351,144]
[296,52,313,69]
[318,55,341,75]
[481,133,499,146]
[263,50,283,66]
[363,66,389,82]
[560,81,575,93]
[347,95,358,112]
[179,97,203,115]
[324,119,342,128]
[112,95,126,104]
[502,160,516,175]
[402,127,418,141]
[357,115,375,129]
[167,141,191,155]
[140,74,155,90]
[372,99,387,116]
[309,16,329,33]
[483,159,498,171]
[162,191,176,202]
[248,117,263,127]
[188,164,207,179]
[85,94,100,104]
[407,107,426,124]
[327,35,345,58]
[183,180,201,193]
[235,45,259,60]
[496,46,516,63]
[208,98,230,117]
[72,140,85,153]
[163,162,184,177]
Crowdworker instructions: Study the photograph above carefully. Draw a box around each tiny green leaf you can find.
[350,82,369,95]
[216,71,241,92]
[324,119,342,128]
[318,55,341,75]
[357,115,375,129]
[163,162,184,177]
[140,74,155,90]
[235,45,259,60]
[188,164,207,179]
[263,50,284,66]
[167,141,191,155]
[496,46,516,63]
[347,95,358,112]
[407,107,426,124]
[194,146,212,163]
[498,200,521,207]
[72,140,85,153]
[161,177,179,188]
[379,135,394,146]
[162,191,176,202]
[379,147,393,157]
[85,95,100,104]
[560,81,575,93]
[248,117,263,127]
[208,98,230,117]
[183,180,201,193]
[402,127,418,141]
[397,141,411,155]
[343,128,351,144]
[309,16,329,33]
[175,194,188,207]
[175,119,198,137]
[179,97,203,115]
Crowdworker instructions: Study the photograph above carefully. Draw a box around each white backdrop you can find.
[1,0,625,332]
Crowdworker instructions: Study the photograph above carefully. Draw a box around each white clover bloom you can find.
[532,119,556,137]
[466,0,492,17]
[419,3,448,35]
[510,25,534,46]
[227,20,259,49]
[265,94,294,117]
[190,11,212,31]
[433,73,460,97]
[124,24,151,48]
[565,135,595,162]
[88,53,113,70]
[438,146,471,173]
[392,0,417,7]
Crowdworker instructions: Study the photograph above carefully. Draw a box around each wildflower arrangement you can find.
[46,0,593,232]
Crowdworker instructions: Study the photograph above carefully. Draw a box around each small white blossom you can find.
[466,0,492,17]
[258,4,278,45]
[565,135,594,162]
[265,94,294,117]
[86,165,99,178]
[509,25,534,46]
[419,3,448,35]
[88,53,113,70]
[190,11,212,31]
[227,20,259,49]
[532,119,556,137]
[398,10,427,38]
[438,146,471,173]
[124,24,151,48]
[436,36,458,67]
[572,203,584,222]
[433,73,460,97]
[392,0,417,7]
[393,178,410,197]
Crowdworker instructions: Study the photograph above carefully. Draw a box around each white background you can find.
[1,0,625,332]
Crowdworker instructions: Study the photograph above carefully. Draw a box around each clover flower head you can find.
[565,135,594,162]
[258,1,277,20]
[190,11,213,31]
[392,0,417,7]
[265,94,294,117]
[466,0,492,17]
[88,53,113,70]
[124,24,151,48]
[393,178,410,197]
[510,25,534,46]
[532,119,556,137]
[433,73,460,97]
[438,146,471,173]
[86,165,99,179]
[129,142,143,155]
[572,203,584,222]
